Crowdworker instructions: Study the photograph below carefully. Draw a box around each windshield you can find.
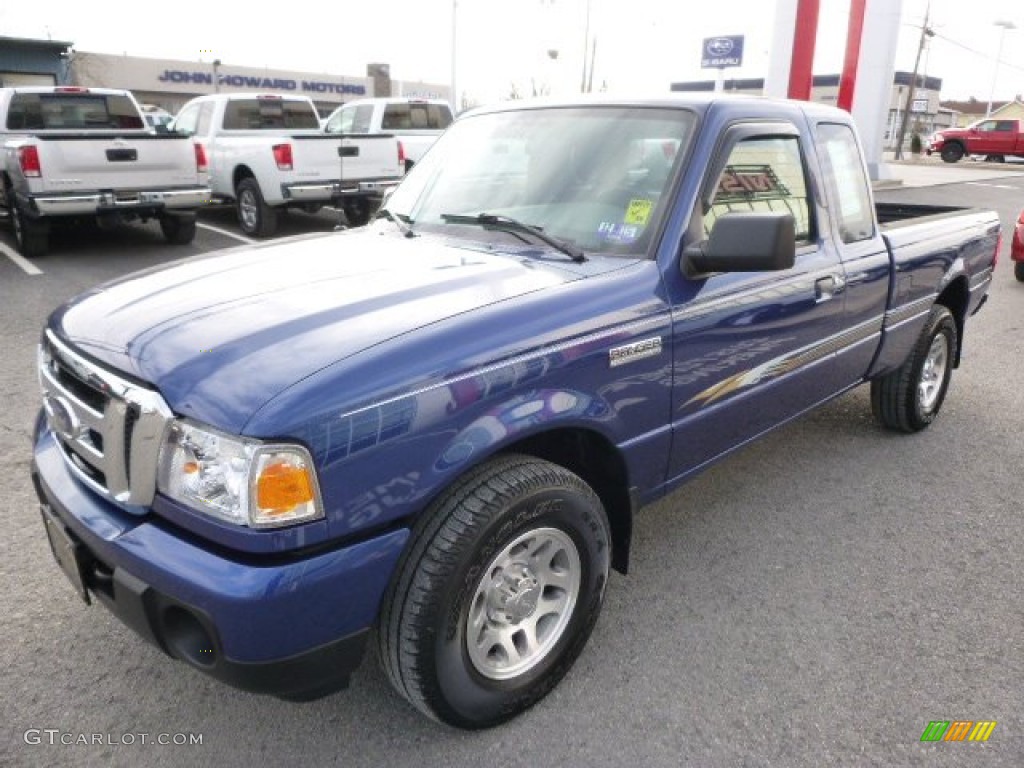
[385,106,696,255]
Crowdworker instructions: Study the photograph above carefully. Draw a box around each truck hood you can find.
[52,230,591,433]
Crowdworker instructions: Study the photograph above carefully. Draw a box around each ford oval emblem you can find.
[707,38,735,56]
[43,394,80,440]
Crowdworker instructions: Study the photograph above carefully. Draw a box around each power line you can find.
[929,30,1024,74]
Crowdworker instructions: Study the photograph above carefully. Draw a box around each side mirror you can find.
[685,212,796,274]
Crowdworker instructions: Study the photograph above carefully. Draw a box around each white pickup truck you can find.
[172,93,404,235]
[323,97,453,171]
[0,86,211,257]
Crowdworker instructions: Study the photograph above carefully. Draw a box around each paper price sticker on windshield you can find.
[624,199,653,226]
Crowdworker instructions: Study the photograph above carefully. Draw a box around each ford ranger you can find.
[1,86,210,257]
[172,93,404,235]
[32,96,999,729]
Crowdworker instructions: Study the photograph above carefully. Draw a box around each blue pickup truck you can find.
[32,96,999,728]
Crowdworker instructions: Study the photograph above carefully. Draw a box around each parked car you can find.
[171,93,404,235]
[0,86,210,256]
[323,97,453,170]
[33,95,999,728]
[927,118,1024,163]
[1012,207,1024,282]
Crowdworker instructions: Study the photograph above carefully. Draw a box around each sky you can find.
[3,0,1023,105]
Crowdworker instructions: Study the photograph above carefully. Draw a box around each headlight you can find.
[157,420,323,528]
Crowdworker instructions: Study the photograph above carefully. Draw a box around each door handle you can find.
[815,274,845,301]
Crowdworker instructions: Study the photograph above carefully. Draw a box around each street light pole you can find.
[986,20,1016,118]
[451,0,458,112]
[894,2,932,160]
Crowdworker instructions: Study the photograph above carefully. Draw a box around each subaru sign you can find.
[701,35,744,69]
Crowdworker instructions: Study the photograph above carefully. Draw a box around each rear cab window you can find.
[815,123,875,243]
[222,98,319,130]
[381,102,453,130]
[6,92,144,130]
[325,104,374,134]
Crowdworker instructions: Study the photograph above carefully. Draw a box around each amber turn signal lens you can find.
[256,461,314,513]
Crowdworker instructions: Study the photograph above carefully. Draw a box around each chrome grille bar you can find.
[38,329,173,511]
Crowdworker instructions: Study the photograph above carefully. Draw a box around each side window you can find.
[173,105,200,136]
[351,105,374,133]
[994,120,1016,132]
[703,135,812,242]
[325,106,354,134]
[975,121,996,132]
[195,102,214,136]
[816,123,875,244]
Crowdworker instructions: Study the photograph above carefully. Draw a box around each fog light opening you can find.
[162,606,216,668]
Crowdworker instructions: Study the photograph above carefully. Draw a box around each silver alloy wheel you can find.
[238,189,258,231]
[918,334,949,411]
[466,527,581,681]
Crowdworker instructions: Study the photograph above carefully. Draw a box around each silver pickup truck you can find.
[0,86,211,257]
[172,93,405,235]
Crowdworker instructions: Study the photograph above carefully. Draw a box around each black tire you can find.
[1014,262,1024,283]
[940,143,964,163]
[871,305,957,433]
[235,177,278,237]
[159,213,197,245]
[378,454,611,729]
[11,203,49,257]
[342,198,373,227]
[984,154,1006,163]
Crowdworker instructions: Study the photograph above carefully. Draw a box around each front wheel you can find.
[235,178,278,237]
[871,305,957,432]
[940,143,964,163]
[378,454,611,729]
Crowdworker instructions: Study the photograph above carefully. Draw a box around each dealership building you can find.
[1,37,450,116]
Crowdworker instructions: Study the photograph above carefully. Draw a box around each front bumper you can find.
[31,422,409,700]
[27,186,212,217]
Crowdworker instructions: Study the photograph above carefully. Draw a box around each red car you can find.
[1013,209,1024,282]
[927,119,1024,163]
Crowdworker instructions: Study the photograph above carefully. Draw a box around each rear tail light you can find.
[398,140,406,170]
[19,146,42,177]
[272,143,293,171]
[194,142,208,173]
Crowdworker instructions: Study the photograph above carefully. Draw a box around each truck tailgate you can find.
[33,133,200,191]
[292,134,401,181]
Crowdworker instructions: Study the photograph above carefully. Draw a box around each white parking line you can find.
[0,240,43,275]
[197,222,255,245]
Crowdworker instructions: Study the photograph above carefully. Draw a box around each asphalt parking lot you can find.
[2,171,1023,767]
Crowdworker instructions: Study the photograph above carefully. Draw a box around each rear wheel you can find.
[1014,262,1024,283]
[940,143,964,163]
[342,198,373,227]
[378,454,611,729]
[11,203,49,257]
[236,178,278,237]
[871,305,957,432]
[159,213,197,245]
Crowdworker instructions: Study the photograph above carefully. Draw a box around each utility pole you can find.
[580,0,592,93]
[894,1,932,160]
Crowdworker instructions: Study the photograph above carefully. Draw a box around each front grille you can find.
[38,330,173,512]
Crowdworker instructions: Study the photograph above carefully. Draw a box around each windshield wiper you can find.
[376,207,416,238]
[440,213,586,263]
